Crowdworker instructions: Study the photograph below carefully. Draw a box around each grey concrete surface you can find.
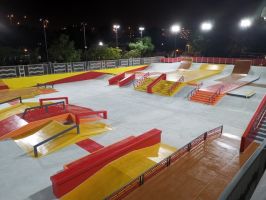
[0,63,265,200]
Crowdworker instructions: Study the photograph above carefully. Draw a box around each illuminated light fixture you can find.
[99,41,104,46]
[171,24,181,33]
[201,22,213,31]
[239,18,252,28]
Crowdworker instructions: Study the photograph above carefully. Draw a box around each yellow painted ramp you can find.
[152,80,186,96]
[134,78,154,92]
[199,64,225,71]
[0,102,40,121]
[14,121,110,157]
[61,143,176,200]
[2,72,85,89]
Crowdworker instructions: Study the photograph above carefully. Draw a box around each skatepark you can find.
[0,58,266,200]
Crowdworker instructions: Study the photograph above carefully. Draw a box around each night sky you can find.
[1,0,265,27]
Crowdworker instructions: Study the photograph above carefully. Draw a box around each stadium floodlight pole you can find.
[171,24,181,58]
[40,18,49,62]
[139,26,145,38]
[113,24,120,48]
[81,22,88,61]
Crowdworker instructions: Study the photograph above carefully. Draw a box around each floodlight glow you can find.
[240,18,252,28]
[171,25,181,33]
[201,22,213,31]
[113,24,120,29]
[99,41,103,46]
[139,27,145,31]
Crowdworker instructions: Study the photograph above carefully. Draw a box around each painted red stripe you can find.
[76,139,104,153]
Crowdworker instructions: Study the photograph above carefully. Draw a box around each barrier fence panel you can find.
[88,61,102,70]
[0,66,17,78]
[27,64,45,76]
[133,58,141,65]
[105,60,117,68]
[53,63,67,74]
[72,62,86,72]
[119,59,129,66]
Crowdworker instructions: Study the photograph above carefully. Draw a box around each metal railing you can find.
[105,125,223,200]
[168,75,184,95]
[209,85,224,103]
[0,96,22,105]
[187,82,203,100]
[33,124,79,157]
[22,101,66,119]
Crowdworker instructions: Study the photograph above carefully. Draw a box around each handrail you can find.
[33,124,79,157]
[0,96,22,105]
[39,97,69,106]
[168,75,184,95]
[22,101,66,119]
[105,125,223,200]
[147,73,166,93]
[240,95,266,152]
[209,85,224,103]
[187,82,203,100]
[133,72,150,88]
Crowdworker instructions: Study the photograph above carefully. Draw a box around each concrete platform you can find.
[0,64,265,200]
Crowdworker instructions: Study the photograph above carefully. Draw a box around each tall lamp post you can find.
[139,26,145,38]
[113,24,120,48]
[40,19,49,62]
[81,22,88,61]
[171,24,181,58]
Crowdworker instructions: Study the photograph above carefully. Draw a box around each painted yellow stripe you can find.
[2,72,85,89]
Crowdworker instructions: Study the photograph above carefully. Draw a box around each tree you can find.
[87,47,122,60]
[129,37,154,56]
[123,50,141,59]
[49,34,81,62]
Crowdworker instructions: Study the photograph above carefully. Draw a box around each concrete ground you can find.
[0,63,265,200]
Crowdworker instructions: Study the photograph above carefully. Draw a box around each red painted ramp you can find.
[50,128,161,198]
[0,115,28,139]
[46,71,104,85]
[76,139,104,153]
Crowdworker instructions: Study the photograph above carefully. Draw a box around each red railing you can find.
[118,74,135,87]
[168,75,184,95]
[160,57,266,66]
[105,125,223,200]
[108,73,125,85]
[240,95,266,152]
[39,97,69,106]
[147,73,166,93]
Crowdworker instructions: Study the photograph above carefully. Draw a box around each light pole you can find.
[81,22,88,61]
[40,19,49,62]
[139,26,145,38]
[113,24,120,48]
[171,24,181,58]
